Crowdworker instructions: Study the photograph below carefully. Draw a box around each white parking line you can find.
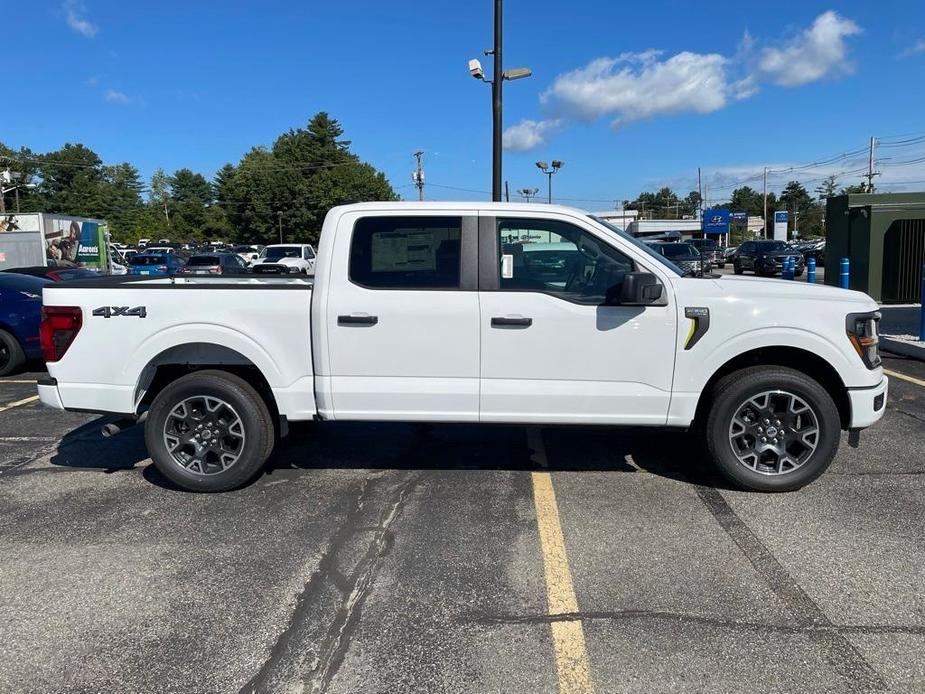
[884,369,925,388]
[0,395,39,412]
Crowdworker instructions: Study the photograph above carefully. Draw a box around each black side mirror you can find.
[610,271,663,306]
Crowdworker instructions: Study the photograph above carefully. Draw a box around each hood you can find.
[259,257,300,265]
[707,275,877,309]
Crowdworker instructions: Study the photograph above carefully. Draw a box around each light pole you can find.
[0,170,36,214]
[277,212,283,244]
[469,0,532,202]
[518,187,539,202]
[535,160,563,204]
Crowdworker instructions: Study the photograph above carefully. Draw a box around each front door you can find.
[478,214,677,425]
[325,213,480,421]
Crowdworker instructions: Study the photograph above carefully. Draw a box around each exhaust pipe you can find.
[100,411,147,438]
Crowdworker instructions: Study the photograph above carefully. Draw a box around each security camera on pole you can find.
[468,0,532,202]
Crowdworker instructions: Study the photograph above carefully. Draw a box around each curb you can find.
[881,337,925,362]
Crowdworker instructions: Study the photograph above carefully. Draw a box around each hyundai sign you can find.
[774,211,788,241]
[702,208,730,235]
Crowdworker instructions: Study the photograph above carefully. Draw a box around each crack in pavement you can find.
[466,609,925,636]
[695,486,887,691]
[240,470,424,694]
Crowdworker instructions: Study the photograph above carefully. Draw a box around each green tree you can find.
[222,112,396,245]
[815,174,838,200]
[168,168,213,239]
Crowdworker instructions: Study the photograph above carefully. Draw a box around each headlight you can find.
[846,311,881,369]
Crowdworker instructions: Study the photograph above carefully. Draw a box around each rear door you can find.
[323,213,480,421]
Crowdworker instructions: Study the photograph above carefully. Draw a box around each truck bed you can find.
[42,275,317,419]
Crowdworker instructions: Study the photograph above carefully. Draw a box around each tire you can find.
[144,370,275,492]
[733,262,743,275]
[0,329,26,377]
[703,366,840,492]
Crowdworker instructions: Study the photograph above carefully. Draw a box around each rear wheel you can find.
[145,370,275,492]
[733,262,744,275]
[0,329,26,377]
[704,366,840,492]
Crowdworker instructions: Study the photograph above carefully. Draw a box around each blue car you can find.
[128,253,185,277]
[0,273,50,376]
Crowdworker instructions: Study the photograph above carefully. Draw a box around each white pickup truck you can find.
[37,203,887,493]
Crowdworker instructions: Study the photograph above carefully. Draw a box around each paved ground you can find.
[0,355,923,693]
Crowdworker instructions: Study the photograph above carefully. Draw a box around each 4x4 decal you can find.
[92,306,147,318]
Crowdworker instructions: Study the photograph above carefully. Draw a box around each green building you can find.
[825,192,925,303]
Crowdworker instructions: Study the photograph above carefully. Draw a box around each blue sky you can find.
[3,1,925,209]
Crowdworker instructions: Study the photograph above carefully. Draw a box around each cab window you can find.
[497,218,634,305]
[350,216,462,289]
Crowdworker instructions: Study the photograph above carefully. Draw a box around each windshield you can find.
[660,243,699,259]
[755,241,789,252]
[691,239,718,249]
[589,216,683,276]
[261,246,302,260]
[187,256,221,266]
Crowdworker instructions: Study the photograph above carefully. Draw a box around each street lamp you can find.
[517,187,539,202]
[536,160,563,204]
[468,0,532,202]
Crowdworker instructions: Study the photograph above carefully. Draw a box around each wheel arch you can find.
[693,346,850,430]
[134,342,279,420]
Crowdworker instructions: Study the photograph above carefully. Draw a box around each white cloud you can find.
[63,1,98,38]
[104,89,131,104]
[541,51,729,128]
[901,38,925,57]
[502,119,560,152]
[756,10,860,87]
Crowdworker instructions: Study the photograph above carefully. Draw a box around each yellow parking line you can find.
[0,380,38,384]
[884,368,925,388]
[0,395,39,412]
[528,428,593,694]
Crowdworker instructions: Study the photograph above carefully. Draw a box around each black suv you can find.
[733,240,805,277]
[688,238,726,268]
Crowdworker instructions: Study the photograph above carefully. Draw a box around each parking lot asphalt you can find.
[0,353,922,693]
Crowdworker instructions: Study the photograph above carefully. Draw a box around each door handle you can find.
[491,316,533,328]
[338,314,378,326]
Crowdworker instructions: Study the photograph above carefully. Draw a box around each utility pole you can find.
[277,212,283,244]
[763,166,768,239]
[697,167,703,220]
[864,136,880,193]
[491,0,503,201]
[412,151,425,201]
[505,180,510,202]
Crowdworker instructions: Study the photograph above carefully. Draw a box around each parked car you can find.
[0,273,49,375]
[144,246,177,256]
[38,202,887,494]
[231,245,263,265]
[3,266,100,282]
[792,239,826,267]
[688,238,726,268]
[648,242,712,276]
[178,253,250,276]
[733,240,805,277]
[252,244,316,274]
[127,253,185,277]
[724,246,738,260]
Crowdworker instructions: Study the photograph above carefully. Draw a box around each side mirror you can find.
[610,272,663,306]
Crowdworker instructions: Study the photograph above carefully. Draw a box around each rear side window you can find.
[130,255,166,266]
[349,216,462,289]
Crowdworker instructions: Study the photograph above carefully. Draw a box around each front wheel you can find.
[145,370,275,492]
[733,262,744,275]
[703,366,841,492]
